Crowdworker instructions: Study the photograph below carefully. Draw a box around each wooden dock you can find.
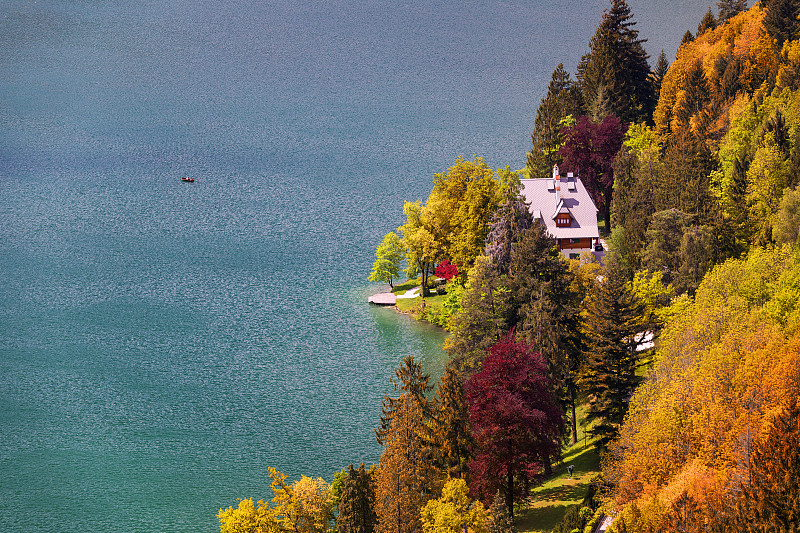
[368,292,397,306]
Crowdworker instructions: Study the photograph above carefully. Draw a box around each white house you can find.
[520,164,601,259]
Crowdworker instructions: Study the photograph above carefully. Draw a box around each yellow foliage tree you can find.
[420,478,488,533]
[218,498,277,533]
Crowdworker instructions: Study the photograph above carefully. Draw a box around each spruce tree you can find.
[697,7,717,36]
[337,464,376,533]
[427,365,473,482]
[510,222,583,445]
[580,255,645,449]
[445,255,512,374]
[486,491,516,533]
[527,64,584,178]
[764,0,800,48]
[375,356,432,445]
[717,0,748,22]
[485,181,534,277]
[650,50,670,101]
[577,0,653,123]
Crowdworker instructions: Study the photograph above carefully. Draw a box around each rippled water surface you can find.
[1,1,720,531]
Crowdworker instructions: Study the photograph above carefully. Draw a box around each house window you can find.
[569,253,580,260]
[569,238,582,244]
[556,215,571,227]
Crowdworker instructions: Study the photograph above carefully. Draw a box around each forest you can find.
[220,1,800,532]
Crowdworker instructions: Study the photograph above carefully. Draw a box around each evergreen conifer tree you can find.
[486,491,516,533]
[376,356,432,445]
[337,464,377,533]
[650,50,670,101]
[527,64,584,178]
[764,0,800,47]
[580,255,645,449]
[577,0,653,123]
[445,255,512,374]
[717,0,748,22]
[510,222,583,445]
[697,7,717,36]
[427,365,473,482]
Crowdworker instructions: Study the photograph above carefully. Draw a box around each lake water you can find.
[0,1,722,531]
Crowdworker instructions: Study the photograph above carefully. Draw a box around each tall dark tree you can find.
[484,182,534,277]
[527,64,584,178]
[465,332,564,520]
[697,7,717,36]
[559,114,628,231]
[427,365,473,482]
[337,464,376,533]
[650,50,670,101]
[376,356,432,445]
[764,0,800,48]
[681,30,695,47]
[577,0,653,123]
[717,0,748,21]
[445,255,512,374]
[580,256,645,450]
[510,222,583,445]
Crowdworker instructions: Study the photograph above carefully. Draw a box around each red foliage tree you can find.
[435,260,459,281]
[559,114,627,231]
[464,331,564,521]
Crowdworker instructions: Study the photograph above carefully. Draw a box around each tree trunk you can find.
[506,469,515,521]
[570,381,578,446]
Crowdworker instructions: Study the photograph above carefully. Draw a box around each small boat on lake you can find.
[180,177,195,182]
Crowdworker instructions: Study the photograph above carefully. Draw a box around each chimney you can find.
[553,164,561,202]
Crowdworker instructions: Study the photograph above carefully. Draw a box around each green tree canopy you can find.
[368,232,405,289]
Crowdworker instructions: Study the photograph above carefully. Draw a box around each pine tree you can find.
[577,0,653,123]
[764,0,800,48]
[510,222,583,445]
[527,64,584,178]
[650,50,670,101]
[580,256,645,449]
[427,365,473,482]
[445,255,512,374]
[681,30,695,47]
[697,7,717,36]
[376,356,432,445]
[717,0,748,22]
[337,464,377,533]
[374,393,434,533]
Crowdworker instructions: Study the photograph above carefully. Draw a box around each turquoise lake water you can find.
[1,1,721,531]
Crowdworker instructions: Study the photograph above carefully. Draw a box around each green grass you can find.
[516,405,602,533]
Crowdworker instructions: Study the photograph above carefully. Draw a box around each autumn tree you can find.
[369,232,405,289]
[218,498,276,533]
[465,332,564,520]
[270,468,334,533]
[527,64,584,178]
[427,366,473,482]
[580,256,645,449]
[374,393,434,533]
[420,478,488,533]
[731,396,800,531]
[696,7,717,36]
[399,201,441,297]
[774,185,800,244]
[337,464,377,533]
[376,355,432,445]
[426,157,501,272]
[485,491,516,533]
[576,0,653,123]
[559,114,627,231]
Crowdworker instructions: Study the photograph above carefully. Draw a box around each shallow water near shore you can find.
[1,0,721,531]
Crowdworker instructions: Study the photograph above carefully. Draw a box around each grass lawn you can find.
[392,278,447,318]
[516,404,601,533]
[516,440,601,533]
